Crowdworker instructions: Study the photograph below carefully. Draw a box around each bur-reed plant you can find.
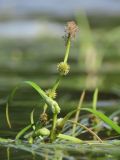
[1,21,120,145]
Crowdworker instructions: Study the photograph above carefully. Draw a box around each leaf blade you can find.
[82,108,120,134]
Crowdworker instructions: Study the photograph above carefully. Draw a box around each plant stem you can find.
[43,36,71,113]
[69,120,103,143]
[52,76,62,92]
[72,91,85,136]
[43,36,71,142]
[93,88,98,110]
[43,103,48,113]
[64,36,71,63]
[50,113,57,142]
[0,137,14,143]
[7,147,10,160]
[6,103,12,128]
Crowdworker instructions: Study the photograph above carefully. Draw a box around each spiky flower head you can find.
[40,113,48,124]
[65,21,79,39]
[57,62,70,76]
[46,89,57,99]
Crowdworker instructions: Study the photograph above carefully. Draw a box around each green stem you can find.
[43,37,71,114]
[50,113,57,142]
[64,37,71,63]
[69,120,103,143]
[52,76,62,92]
[0,137,14,143]
[43,103,48,113]
[72,91,85,136]
[7,147,10,160]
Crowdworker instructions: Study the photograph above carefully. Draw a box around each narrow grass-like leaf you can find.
[57,134,82,143]
[60,110,77,129]
[7,147,10,160]
[93,88,98,110]
[72,91,85,135]
[69,120,102,143]
[6,81,60,128]
[30,109,35,130]
[0,138,13,143]
[24,81,60,114]
[15,124,32,140]
[109,110,120,119]
[6,103,11,128]
[82,108,120,134]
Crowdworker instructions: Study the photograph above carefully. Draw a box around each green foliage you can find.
[6,103,11,128]
[82,108,120,134]
[5,81,60,129]
[15,125,32,140]
[2,21,120,148]
[30,109,35,130]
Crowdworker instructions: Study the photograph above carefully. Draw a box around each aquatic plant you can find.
[1,21,120,146]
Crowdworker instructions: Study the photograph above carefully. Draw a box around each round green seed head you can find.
[57,62,70,76]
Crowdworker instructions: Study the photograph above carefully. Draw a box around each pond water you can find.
[1,141,120,160]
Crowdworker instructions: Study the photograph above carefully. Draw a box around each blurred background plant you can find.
[77,11,103,89]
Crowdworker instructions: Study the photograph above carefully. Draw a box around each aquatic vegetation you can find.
[0,21,120,151]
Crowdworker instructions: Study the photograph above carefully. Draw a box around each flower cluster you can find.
[40,113,48,125]
[65,21,79,39]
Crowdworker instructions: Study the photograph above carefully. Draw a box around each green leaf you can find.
[6,81,60,128]
[6,103,12,128]
[0,138,13,143]
[60,110,77,128]
[30,109,35,130]
[25,81,60,114]
[72,90,85,135]
[57,134,82,143]
[82,108,120,134]
[15,125,32,140]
